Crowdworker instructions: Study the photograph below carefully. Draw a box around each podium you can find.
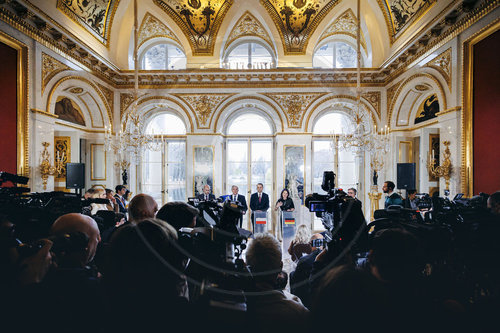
[281,211,296,259]
[253,211,268,234]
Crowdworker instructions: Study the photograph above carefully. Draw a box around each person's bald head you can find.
[128,194,158,223]
[51,213,100,265]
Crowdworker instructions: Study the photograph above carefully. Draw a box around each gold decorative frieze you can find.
[54,136,71,182]
[386,80,403,115]
[264,93,325,128]
[97,83,114,123]
[376,0,436,44]
[318,9,366,50]
[138,12,182,48]
[56,0,121,47]
[425,48,452,90]
[261,0,340,55]
[227,11,273,49]
[120,93,136,118]
[42,53,70,93]
[153,0,233,56]
[68,87,84,94]
[174,94,235,128]
[362,91,381,118]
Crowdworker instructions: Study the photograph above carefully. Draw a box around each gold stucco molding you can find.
[264,93,326,128]
[317,8,367,51]
[387,73,447,127]
[226,11,273,50]
[138,12,182,49]
[42,53,70,94]
[46,76,113,131]
[425,48,452,91]
[173,93,236,129]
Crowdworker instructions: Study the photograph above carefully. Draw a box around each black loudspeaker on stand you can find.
[66,163,85,193]
[397,163,416,190]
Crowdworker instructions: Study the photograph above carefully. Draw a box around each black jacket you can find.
[250,192,270,212]
[197,193,216,201]
[229,193,248,212]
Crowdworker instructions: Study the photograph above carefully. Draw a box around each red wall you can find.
[473,29,500,195]
[0,42,18,176]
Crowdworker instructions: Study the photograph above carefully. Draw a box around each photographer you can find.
[289,233,324,308]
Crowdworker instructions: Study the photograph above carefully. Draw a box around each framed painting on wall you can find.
[284,145,305,205]
[193,146,214,196]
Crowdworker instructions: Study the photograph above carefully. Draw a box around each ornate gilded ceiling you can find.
[56,0,120,47]
[377,0,437,43]
[153,0,233,55]
[261,0,341,55]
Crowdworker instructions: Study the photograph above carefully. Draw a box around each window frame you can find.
[222,38,276,69]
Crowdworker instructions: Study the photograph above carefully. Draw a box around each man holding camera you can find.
[290,233,325,308]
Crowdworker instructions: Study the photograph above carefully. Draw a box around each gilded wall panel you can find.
[317,9,366,50]
[425,48,452,90]
[226,11,273,49]
[174,93,235,128]
[138,12,182,48]
[264,93,325,128]
[54,136,71,182]
[42,53,70,94]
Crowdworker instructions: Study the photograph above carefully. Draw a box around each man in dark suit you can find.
[228,185,247,228]
[114,185,128,214]
[250,183,270,232]
[197,184,215,201]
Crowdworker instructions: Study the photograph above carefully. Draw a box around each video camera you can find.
[183,196,250,311]
[305,171,368,259]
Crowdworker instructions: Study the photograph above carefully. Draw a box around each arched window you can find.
[141,113,186,206]
[313,41,361,68]
[145,113,187,135]
[225,112,274,229]
[227,112,273,135]
[141,43,186,70]
[312,111,358,230]
[223,41,275,69]
[312,112,354,134]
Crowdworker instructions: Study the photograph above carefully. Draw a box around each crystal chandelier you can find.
[104,0,161,165]
[333,0,390,170]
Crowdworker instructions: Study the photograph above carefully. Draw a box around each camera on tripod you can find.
[305,171,368,257]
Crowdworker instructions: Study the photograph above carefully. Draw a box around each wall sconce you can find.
[40,142,64,190]
[427,141,452,193]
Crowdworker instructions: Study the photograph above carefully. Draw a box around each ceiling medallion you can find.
[261,0,341,55]
[154,0,233,55]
